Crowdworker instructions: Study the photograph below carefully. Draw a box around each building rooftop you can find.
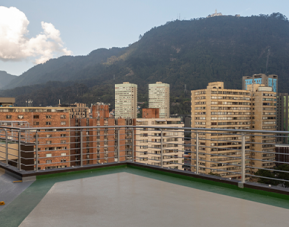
[1,164,289,227]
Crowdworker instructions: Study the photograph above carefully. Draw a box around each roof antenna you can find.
[265,48,270,75]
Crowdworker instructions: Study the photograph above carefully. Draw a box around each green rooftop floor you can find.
[1,164,289,227]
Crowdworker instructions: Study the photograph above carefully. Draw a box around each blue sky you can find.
[1,0,289,75]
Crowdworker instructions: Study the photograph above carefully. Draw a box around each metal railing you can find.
[0,125,289,189]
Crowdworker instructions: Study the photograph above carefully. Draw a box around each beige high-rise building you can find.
[115,82,137,119]
[149,82,170,118]
[191,82,276,179]
[248,84,276,173]
[191,82,251,179]
[135,118,184,170]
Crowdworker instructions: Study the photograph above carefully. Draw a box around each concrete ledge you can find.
[128,162,239,186]
[0,161,128,179]
[22,175,36,182]
[1,161,289,196]
[244,182,289,195]
[4,168,22,181]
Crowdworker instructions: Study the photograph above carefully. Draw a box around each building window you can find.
[61,121,66,125]
[61,159,66,163]
[46,160,52,164]
[46,122,51,125]
[18,115,24,119]
[34,122,39,125]
[46,134,52,138]
[46,141,52,144]
[61,134,66,137]
[46,115,52,119]
[61,140,66,144]
[61,153,66,156]
[46,154,52,157]
[60,115,66,119]
[6,115,12,119]
[34,115,39,119]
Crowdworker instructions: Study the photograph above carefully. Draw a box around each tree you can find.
[275,164,289,188]
[254,169,279,186]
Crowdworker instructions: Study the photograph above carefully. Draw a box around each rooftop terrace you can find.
[1,163,289,227]
[1,125,289,226]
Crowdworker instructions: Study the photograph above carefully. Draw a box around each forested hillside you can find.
[1,13,289,115]
[0,71,16,89]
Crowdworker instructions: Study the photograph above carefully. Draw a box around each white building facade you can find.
[115,82,137,119]
[149,82,170,118]
[135,118,184,170]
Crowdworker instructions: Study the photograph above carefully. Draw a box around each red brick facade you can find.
[92,105,109,118]
[0,107,70,170]
[0,105,137,170]
[142,108,159,118]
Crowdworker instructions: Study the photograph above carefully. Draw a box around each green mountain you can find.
[0,71,17,89]
[5,47,126,89]
[1,13,289,115]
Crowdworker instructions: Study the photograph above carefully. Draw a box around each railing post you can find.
[196,131,199,174]
[161,129,163,168]
[80,129,83,167]
[18,130,21,171]
[117,128,120,163]
[5,129,8,166]
[35,130,38,171]
[132,128,134,162]
[239,133,246,188]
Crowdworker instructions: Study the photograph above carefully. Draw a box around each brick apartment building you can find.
[0,107,71,170]
[59,102,89,118]
[70,104,135,166]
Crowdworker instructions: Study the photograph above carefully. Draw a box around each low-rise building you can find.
[0,97,15,107]
[135,117,184,170]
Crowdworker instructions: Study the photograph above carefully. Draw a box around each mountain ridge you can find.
[0,71,17,89]
[1,13,289,115]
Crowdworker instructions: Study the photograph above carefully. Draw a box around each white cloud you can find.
[0,6,72,64]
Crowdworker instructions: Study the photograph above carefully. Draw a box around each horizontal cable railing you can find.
[0,125,289,188]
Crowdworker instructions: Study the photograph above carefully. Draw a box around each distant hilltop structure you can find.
[207,10,240,18]
[207,9,223,18]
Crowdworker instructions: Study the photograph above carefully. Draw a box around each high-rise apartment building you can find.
[242,74,278,93]
[149,82,170,118]
[191,82,277,179]
[191,82,251,179]
[276,93,289,143]
[115,82,137,119]
[248,84,276,171]
[70,104,134,167]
